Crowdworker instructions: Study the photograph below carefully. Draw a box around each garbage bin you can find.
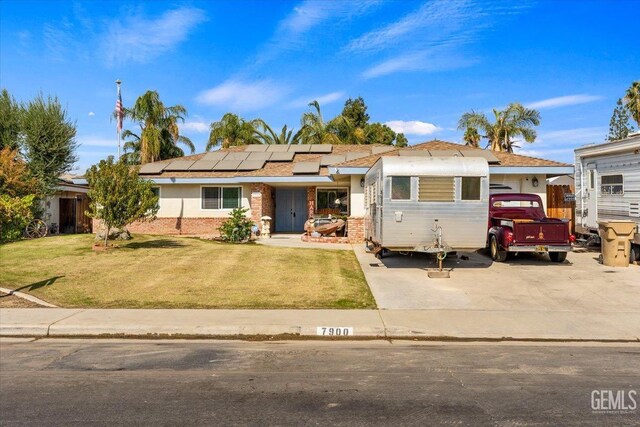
[598,220,637,267]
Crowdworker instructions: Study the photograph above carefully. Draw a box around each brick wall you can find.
[93,217,226,237]
[306,186,316,219]
[347,217,365,243]
[250,183,274,233]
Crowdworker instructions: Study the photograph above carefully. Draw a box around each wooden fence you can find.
[546,184,575,234]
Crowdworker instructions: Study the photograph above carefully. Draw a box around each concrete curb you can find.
[1,308,638,341]
[0,287,58,308]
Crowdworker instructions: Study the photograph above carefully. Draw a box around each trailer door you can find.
[585,165,598,229]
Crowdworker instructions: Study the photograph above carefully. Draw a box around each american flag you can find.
[115,84,123,132]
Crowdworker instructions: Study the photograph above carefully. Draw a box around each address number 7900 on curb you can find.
[316,327,353,336]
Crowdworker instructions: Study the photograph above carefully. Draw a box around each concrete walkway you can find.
[255,234,352,250]
[2,308,638,340]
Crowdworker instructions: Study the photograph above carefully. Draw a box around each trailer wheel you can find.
[630,245,639,263]
[489,235,507,262]
[549,252,567,263]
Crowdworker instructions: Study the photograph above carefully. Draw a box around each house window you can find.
[150,187,160,209]
[391,176,411,200]
[601,174,623,195]
[317,188,349,215]
[418,176,454,202]
[461,177,481,201]
[201,186,242,210]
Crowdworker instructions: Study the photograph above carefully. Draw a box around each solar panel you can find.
[345,152,369,161]
[266,145,289,152]
[139,162,169,174]
[189,160,219,171]
[320,154,346,166]
[460,150,500,163]
[293,161,320,174]
[371,146,396,154]
[163,160,196,171]
[212,160,242,171]
[236,160,266,170]
[309,144,332,153]
[398,150,431,156]
[268,152,295,161]
[247,152,272,161]
[225,152,250,161]
[244,145,268,152]
[203,151,228,161]
[288,145,311,153]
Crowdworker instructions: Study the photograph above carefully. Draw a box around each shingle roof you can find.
[139,140,570,178]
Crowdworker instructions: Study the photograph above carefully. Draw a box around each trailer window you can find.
[461,177,481,201]
[588,170,595,190]
[418,177,454,202]
[391,177,411,200]
[601,174,623,195]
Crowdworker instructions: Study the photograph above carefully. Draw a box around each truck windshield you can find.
[493,200,540,208]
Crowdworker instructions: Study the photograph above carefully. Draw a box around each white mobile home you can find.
[574,134,640,259]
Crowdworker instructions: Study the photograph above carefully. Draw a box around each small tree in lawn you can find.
[85,157,159,247]
[218,207,254,243]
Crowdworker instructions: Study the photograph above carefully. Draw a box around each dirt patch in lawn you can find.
[0,292,44,308]
[0,234,375,309]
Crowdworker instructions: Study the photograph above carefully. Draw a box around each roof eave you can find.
[490,166,574,175]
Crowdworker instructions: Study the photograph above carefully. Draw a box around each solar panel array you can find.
[137,144,501,175]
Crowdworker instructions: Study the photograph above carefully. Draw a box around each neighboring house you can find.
[574,133,640,251]
[43,174,92,234]
[74,140,573,242]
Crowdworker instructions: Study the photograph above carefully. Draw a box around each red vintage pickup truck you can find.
[487,193,575,262]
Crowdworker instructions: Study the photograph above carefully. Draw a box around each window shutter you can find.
[418,177,454,202]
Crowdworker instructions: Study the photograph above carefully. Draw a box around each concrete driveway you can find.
[353,245,640,313]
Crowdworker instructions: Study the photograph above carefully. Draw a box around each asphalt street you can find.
[1,339,638,426]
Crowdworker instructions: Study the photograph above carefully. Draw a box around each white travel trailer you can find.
[364,156,490,254]
[574,133,640,260]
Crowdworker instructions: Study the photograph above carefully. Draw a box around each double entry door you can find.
[275,188,307,232]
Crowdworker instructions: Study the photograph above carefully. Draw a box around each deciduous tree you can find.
[85,157,159,247]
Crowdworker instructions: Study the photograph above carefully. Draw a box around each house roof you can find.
[136,140,571,180]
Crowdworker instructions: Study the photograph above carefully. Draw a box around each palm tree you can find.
[123,91,194,164]
[624,81,640,127]
[207,113,262,150]
[300,101,341,144]
[255,122,304,145]
[457,103,541,152]
[462,127,481,148]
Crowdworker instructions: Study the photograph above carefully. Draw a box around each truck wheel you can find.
[490,235,507,262]
[631,245,639,263]
[549,252,567,263]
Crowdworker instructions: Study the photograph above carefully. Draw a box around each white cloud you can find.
[362,49,476,79]
[349,0,526,79]
[181,121,209,133]
[256,0,381,64]
[103,7,206,65]
[78,136,119,147]
[385,120,440,135]
[88,112,95,117]
[196,79,290,111]
[286,91,345,108]
[526,95,603,110]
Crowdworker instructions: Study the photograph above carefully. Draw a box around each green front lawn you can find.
[0,235,375,309]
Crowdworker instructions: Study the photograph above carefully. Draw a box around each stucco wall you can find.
[154,184,251,218]
[349,174,365,217]
[490,173,547,210]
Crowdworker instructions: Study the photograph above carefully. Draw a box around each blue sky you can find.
[1,0,638,172]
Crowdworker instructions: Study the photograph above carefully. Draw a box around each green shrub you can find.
[218,207,254,243]
[0,194,34,242]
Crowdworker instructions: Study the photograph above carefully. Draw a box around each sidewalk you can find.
[1,308,639,341]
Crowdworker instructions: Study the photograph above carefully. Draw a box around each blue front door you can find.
[275,188,307,232]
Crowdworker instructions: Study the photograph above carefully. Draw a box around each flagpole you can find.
[116,79,122,158]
